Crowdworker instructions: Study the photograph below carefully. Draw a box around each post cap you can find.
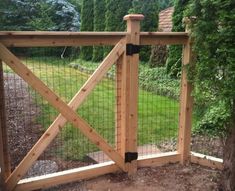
[123,14,144,21]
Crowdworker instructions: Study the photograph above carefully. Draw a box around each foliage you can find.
[187,4,235,188]
[27,2,54,31]
[105,0,132,32]
[104,0,132,56]
[158,0,173,10]
[149,45,168,68]
[166,0,189,77]
[129,0,159,62]
[0,0,80,31]
[92,0,106,62]
[129,0,159,32]
[139,65,180,100]
[186,0,235,136]
[70,59,180,100]
[67,0,82,12]
[79,0,94,61]
[47,0,80,31]
[1,0,38,30]
[193,101,230,136]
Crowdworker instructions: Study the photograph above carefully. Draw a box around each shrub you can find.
[193,101,230,136]
[139,65,180,99]
[166,0,189,77]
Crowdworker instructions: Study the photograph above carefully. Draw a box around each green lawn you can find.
[8,57,179,160]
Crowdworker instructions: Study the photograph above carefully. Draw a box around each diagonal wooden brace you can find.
[0,39,126,191]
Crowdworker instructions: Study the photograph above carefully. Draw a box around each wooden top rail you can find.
[140,32,188,45]
[0,31,127,36]
[0,31,127,47]
[0,31,189,47]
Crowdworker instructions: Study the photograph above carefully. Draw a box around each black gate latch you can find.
[125,152,138,163]
[126,44,140,56]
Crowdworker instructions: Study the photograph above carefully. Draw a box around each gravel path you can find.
[4,73,43,170]
[4,73,87,175]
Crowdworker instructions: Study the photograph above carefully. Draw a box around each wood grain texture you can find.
[177,38,193,165]
[0,32,126,47]
[15,162,119,191]
[138,152,180,167]
[0,42,126,191]
[191,152,223,170]
[121,14,143,174]
[115,55,124,153]
[0,60,11,180]
[0,31,188,47]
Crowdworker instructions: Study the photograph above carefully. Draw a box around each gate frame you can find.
[0,15,223,191]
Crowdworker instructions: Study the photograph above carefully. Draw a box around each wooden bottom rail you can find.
[14,152,180,191]
[138,151,180,167]
[190,152,223,170]
[10,152,223,190]
[15,162,120,191]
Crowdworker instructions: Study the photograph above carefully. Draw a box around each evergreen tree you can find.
[129,0,159,62]
[166,0,189,77]
[92,0,106,62]
[0,0,80,31]
[104,0,132,56]
[158,0,173,10]
[68,0,82,13]
[187,0,235,190]
[80,0,94,61]
[105,0,132,32]
[48,0,80,31]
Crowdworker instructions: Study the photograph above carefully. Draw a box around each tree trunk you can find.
[223,103,235,191]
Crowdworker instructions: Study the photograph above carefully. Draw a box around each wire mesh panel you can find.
[191,103,224,159]
[3,47,116,179]
[138,46,180,156]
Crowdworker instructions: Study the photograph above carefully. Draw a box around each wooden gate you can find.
[0,14,221,191]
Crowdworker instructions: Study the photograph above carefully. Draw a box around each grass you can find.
[5,56,179,160]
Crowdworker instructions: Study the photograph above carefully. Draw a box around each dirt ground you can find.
[45,163,221,191]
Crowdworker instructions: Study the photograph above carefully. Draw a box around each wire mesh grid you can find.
[2,44,223,181]
[137,55,180,156]
[191,108,224,159]
[3,47,116,178]
[190,134,224,159]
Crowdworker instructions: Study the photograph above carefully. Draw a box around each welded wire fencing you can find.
[2,44,224,182]
[2,45,183,179]
[3,47,117,177]
[0,29,226,191]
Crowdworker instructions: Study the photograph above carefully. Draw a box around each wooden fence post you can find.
[0,124,5,190]
[120,14,144,174]
[0,111,5,190]
[0,60,11,189]
[177,19,194,164]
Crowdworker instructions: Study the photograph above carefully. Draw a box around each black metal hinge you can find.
[125,152,138,163]
[126,44,141,56]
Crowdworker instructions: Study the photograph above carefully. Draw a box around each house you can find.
[158,7,174,32]
[149,7,174,67]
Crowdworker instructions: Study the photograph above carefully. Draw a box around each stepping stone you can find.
[86,144,161,164]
